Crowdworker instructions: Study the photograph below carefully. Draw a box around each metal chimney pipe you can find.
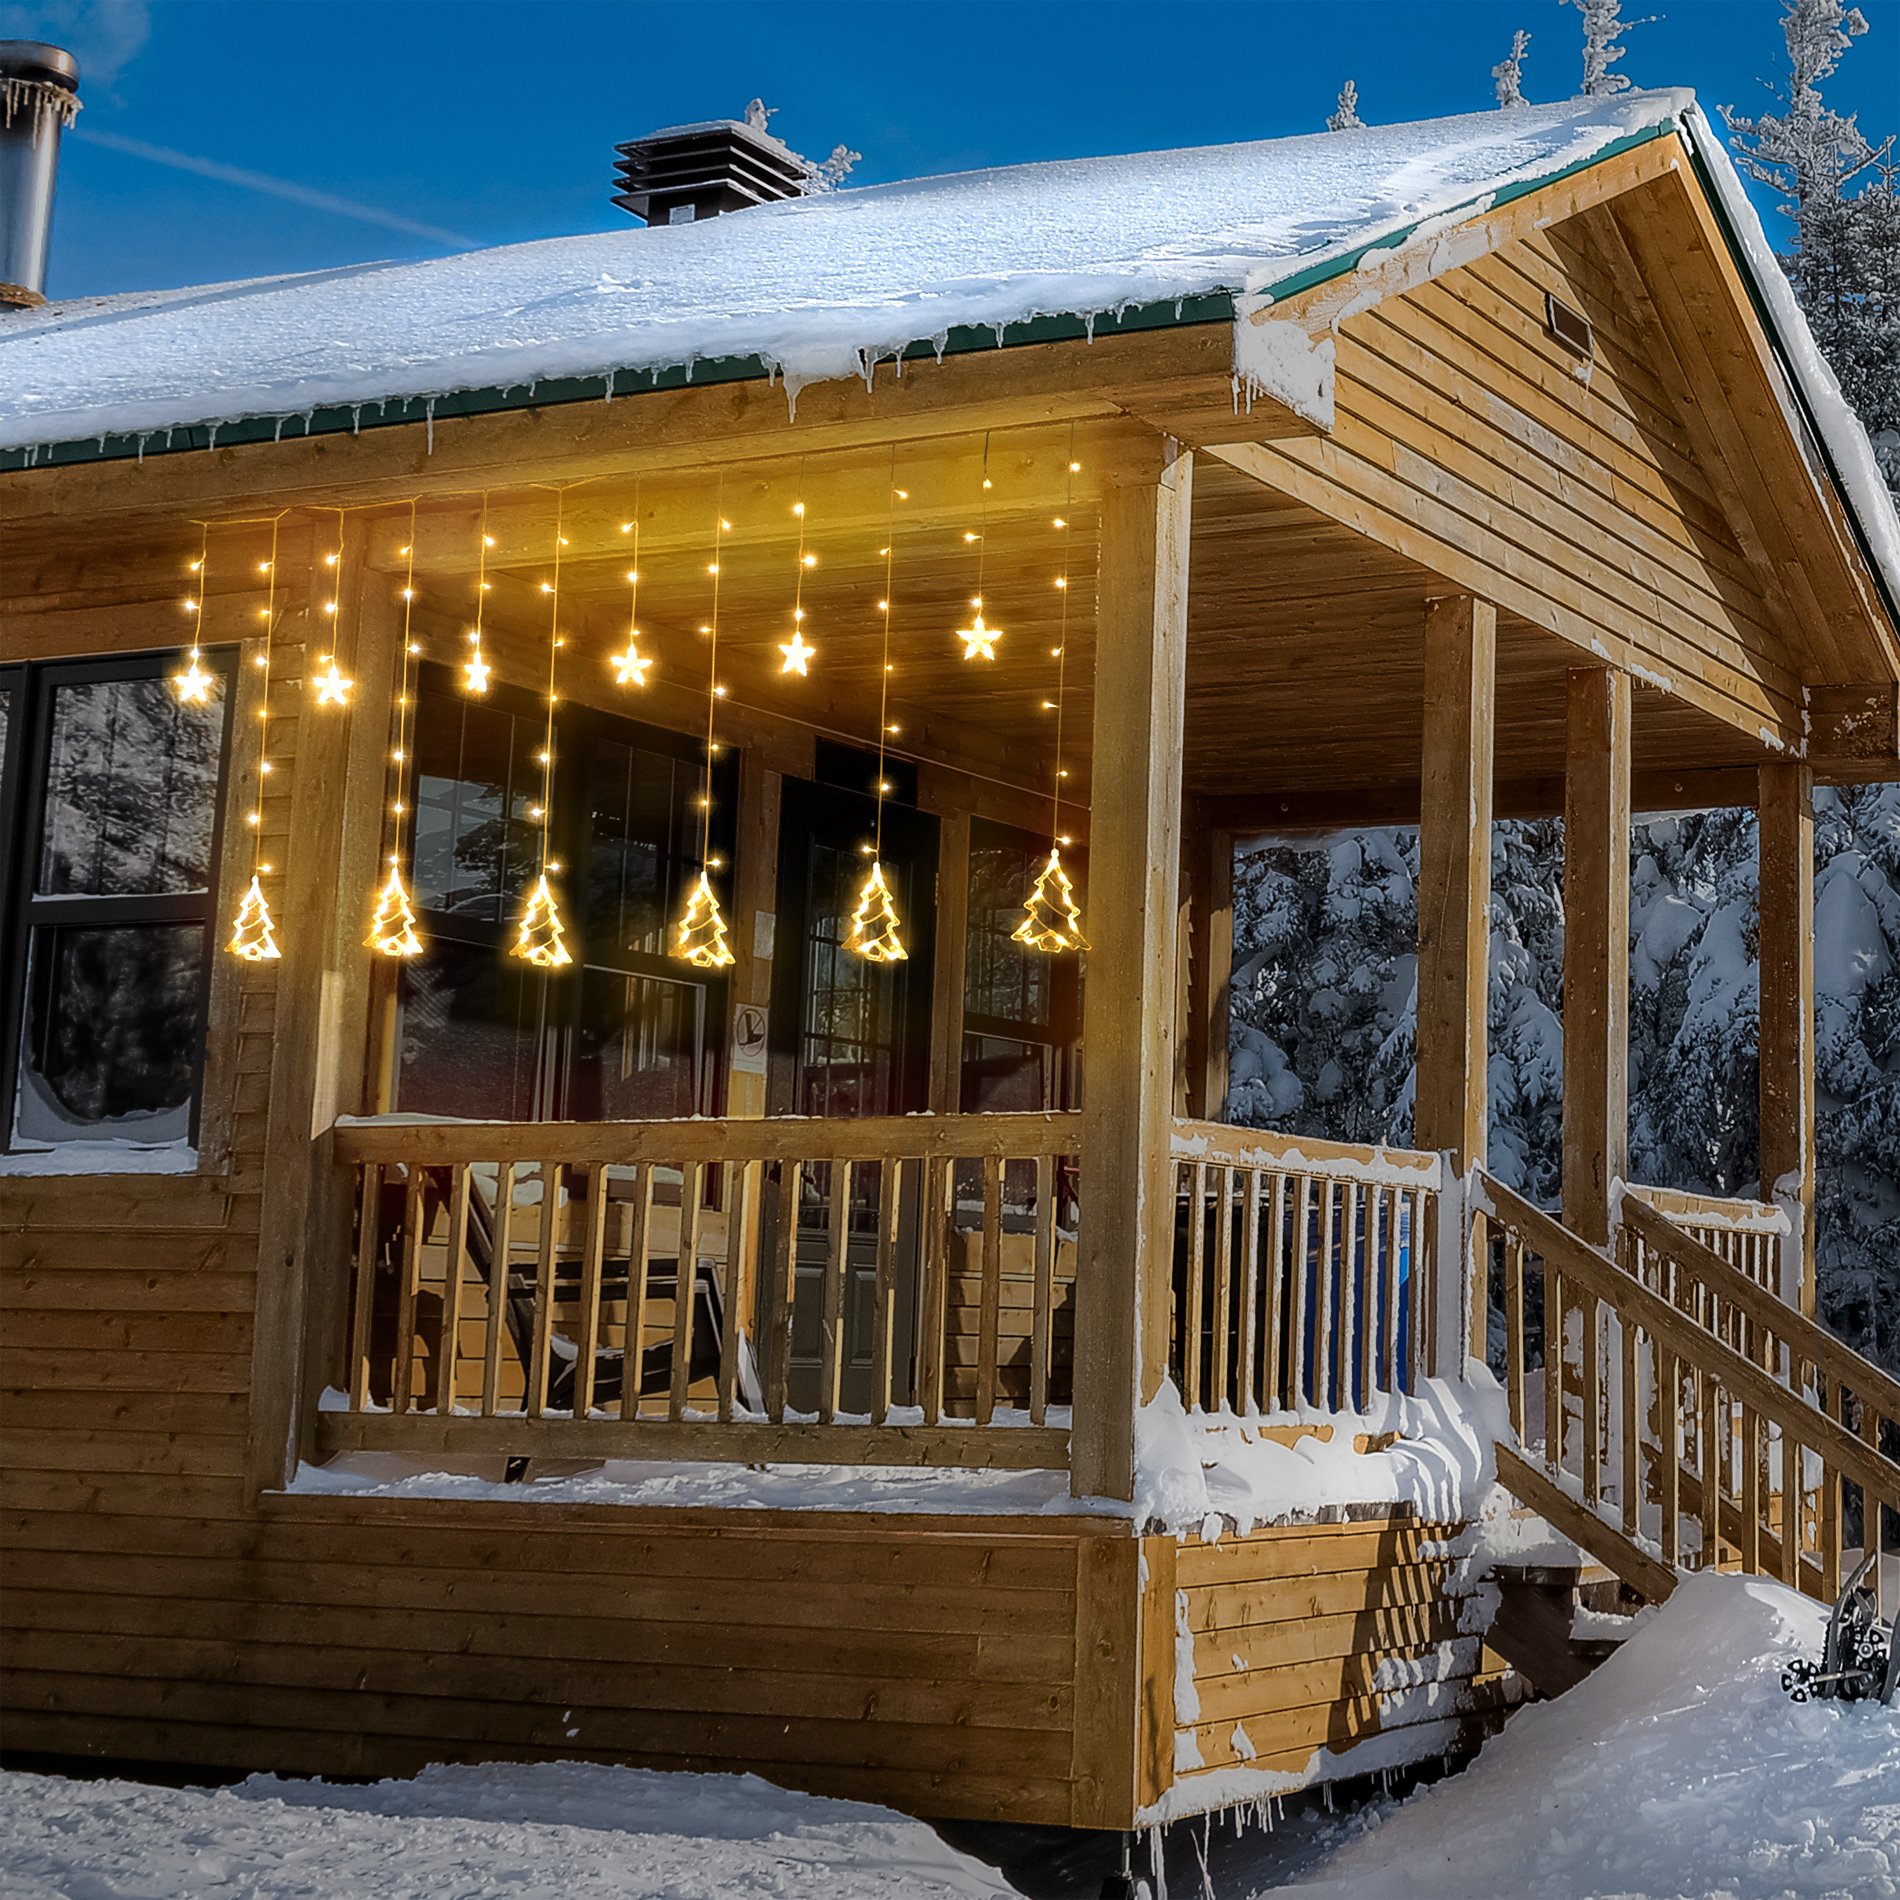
[0,41,80,306]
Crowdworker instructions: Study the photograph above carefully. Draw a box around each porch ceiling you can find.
[1182,458,1768,826]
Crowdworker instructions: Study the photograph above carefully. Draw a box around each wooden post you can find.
[1179,809,1234,1122]
[1072,434,1192,1503]
[927,806,972,1115]
[1758,761,1816,1315]
[1416,595,1495,1378]
[1561,667,1632,1246]
[1415,594,1496,1170]
[246,511,403,1497]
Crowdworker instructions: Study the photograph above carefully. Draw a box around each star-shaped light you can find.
[611,641,651,687]
[779,630,816,676]
[312,658,353,706]
[173,655,215,705]
[956,608,1001,662]
[463,650,492,695]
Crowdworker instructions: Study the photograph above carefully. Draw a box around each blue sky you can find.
[6,0,1897,299]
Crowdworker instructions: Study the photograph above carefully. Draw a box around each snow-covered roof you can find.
[1,87,1894,619]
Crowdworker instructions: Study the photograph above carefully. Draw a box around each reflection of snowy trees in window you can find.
[38,677,222,897]
[18,925,202,1143]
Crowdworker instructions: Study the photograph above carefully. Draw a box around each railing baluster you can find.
[437,1162,472,1417]
[717,1159,756,1423]
[871,1158,902,1427]
[1779,1423,1802,1589]
[766,1159,800,1425]
[1620,1308,1640,1540]
[1543,1253,1562,1466]
[1185,1161,1207,1411]
[976,1153,1003,1426]
[1290,1175,1312,1410]
[1819,1381,1843,1598]
[1339,1181,1360,1412]
[572,1162,608,1420]
[393,1166,426,1417]
[481,1161,513,1418]
[1582,1290,1602,1512]
[1699,1373,1721,1570]
[917,1156,949,1425]
[1380,1184,1400,1396]
[348,1162,381,1411]
[1236,1170,1261,1415]
[1505,1235,1526,1443]
[1029,1154,1054,1427]
[1409,1184,1428,1390]
[1263,1173,1287,1411]
[1316,1178,1337,1410]
[670,1160,704,1421]
[621,1162,653,1421]
[1212,1165,1234,1412]
[819,1159,851,1425]
[1660,1345,1681,1567]
[526,1161,559,1419]
[1740,1404,1762,1574]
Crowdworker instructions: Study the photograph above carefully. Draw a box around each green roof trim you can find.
[0,119,1678,477]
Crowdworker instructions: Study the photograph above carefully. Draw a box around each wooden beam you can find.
[1180,812,1234,1121]
[1414,594,1495,1173]
[1758,760,1816,1314]
[1561,668,1632,1245]
[246,512,403,1497]
[1072,435,1193,1502]
[1199,765,1765,836]
[927,807,972,1116]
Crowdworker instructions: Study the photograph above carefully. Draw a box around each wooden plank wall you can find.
[1157,1515,1520,1800]
[1231,208,1804,747]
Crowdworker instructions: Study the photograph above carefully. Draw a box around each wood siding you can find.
[1156,1516,1518,1798]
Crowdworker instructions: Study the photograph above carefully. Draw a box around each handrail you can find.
[1621,1195,1900,1431]
[334,1110,1081,1167]
[1483,1173,1896,1504]
[1170,1117,1442,1188]
[1625,1183,1789,1234]
[1481,1167,1898,1609]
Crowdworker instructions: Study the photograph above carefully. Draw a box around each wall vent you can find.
[1544,292,1594,360]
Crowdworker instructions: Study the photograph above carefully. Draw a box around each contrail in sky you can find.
[74,126,478,249]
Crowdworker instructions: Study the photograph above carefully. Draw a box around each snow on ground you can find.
[0,1760,1017,1900]
[1249,1571,1900,1900]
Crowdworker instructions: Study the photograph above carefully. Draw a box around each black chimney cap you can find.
[612,117,810,225]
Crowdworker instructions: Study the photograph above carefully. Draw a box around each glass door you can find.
[767,774,938,1413]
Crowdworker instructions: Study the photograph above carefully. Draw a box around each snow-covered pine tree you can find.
[1327,81,1364,133]
[1724,1,1899,504]
[1494,30,1532,109]
[1564,0,1643,96]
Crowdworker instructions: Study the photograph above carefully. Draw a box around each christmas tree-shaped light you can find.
[1013,846,1088,953]
[846,860,907,963]
[365,865,424,958]
[228,873,282,962]
[512,872,572,968]
[676,870,735,969]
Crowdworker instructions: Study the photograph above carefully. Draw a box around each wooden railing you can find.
[324,1112,1080,1469]
[1169,1121,1442,1416]
[1625,1183,1789,1297]
[1483,1170,1900,1609]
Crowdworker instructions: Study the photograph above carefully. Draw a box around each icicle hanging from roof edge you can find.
[1148,1824,1167,1900]
[425,397,436,451]
[1,74,80,132]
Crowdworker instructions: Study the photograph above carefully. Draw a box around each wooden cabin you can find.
[4,91,1899,1832]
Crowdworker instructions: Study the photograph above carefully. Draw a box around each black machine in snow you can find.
[1782,1554,1898,1706]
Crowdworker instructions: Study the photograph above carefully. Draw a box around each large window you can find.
[393,666,736,1121]
[0,652,237,1158]
[960,819,1082,1113]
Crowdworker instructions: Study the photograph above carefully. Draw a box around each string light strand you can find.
[367,502,424,957]
[174,522,215,704]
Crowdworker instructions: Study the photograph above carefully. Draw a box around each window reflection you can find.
[960,823,1081,1114]
[16,922,204,1147]
[37,676,223,898]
